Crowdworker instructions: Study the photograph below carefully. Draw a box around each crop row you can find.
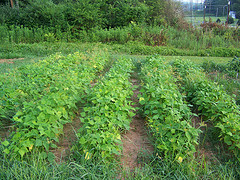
[76,57,135,159]
[173,59,240,161]
[1,51,110,160]
[139,56,201,161]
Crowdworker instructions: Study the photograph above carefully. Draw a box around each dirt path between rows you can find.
[0,58,24,64]
[120,78,154,172]
[51,116,81,163]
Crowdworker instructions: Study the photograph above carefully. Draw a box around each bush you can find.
[237,19,240,26]
[216,18,221,23]
[227,17,234,24]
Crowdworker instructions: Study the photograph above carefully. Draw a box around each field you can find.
[185,15,238,26]
[0,43,240,179]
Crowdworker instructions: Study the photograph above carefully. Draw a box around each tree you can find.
[204,0,240,19]
[204,0,228,16]
[232,0,240,19]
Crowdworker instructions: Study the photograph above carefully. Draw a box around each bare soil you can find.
[0,127,10,141]
[51,117,81,163]
[120,78,154,171]
[0,58,24,64]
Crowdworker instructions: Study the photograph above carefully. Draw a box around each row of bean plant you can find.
[139,56,201,161]
[1,51,110,160]
[172,59,240,161]
[76,58,135,159]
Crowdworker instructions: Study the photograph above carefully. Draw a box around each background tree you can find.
[232,0,240,19]
[204,0,228,16]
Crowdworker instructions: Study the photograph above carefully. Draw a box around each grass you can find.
[185,15,238,26]
[0,57,41,74]
[163,56,232,64]
[1,146,239,179]
[0,150,118,179]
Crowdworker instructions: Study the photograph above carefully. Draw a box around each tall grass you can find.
[1,24,240,54]
[0,25,73,44]
[201,60,240,104]
[0,147,239,179]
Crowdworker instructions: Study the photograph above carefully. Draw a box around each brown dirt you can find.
[192,116,219,164]
[120,78,154,172]
[0,58,24,64]
[0,126,11,141]
[51,117,82,163]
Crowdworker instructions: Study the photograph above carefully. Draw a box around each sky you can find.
[178,0,204,3]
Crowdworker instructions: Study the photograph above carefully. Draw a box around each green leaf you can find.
[3,148,10,154]
[105,105,109,110]
[16,111,23,116]
[43,141,50,151]
[19,148,28,157]
[51,143,58,149]
[37,112,46,121]
[153,114,159,120]
[224,136,232,145]
[35,139,42,146]
[40,152,47,159]
[89,120,94,125]
[79,137,86,144]
[129,111,135,117]
[171,129,176,134]
[48,152,55,162]
[227,132,233,136]
[80,112,86,117]
[2,140,9,147]
[185,131,191,141]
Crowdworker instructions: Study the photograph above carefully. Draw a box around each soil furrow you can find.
[120,78,154,171]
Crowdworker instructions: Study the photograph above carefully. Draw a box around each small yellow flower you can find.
[29,145,33,150]
[156,153,161,159]
[178,156,183,163]
[85,152,90,160]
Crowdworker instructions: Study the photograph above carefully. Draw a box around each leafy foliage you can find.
[1,50,110,160]
[139,56,201,161]
[75,57,135,159]
[228,57,240,77]
[173,59,240,161]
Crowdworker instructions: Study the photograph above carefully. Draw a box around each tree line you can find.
[204,0,240,19]
[0,0,184,31]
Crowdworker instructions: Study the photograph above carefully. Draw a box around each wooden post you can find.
[227,0,230,25]
[10,0,14,8]
[204,1,206,23]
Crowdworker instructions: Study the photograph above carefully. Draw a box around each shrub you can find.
[227,17,235,24]
[237,19,240,26]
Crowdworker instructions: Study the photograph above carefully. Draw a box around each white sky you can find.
[178,0,204,3]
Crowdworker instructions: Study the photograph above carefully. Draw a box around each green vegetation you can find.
[139,56,201,161]
[76,57,135,159]
[1,51,110,160]
[173,59,240,161]
[0,0,240,179]
[1,52,240,179]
